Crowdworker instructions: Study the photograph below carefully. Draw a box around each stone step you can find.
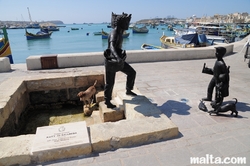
[99,101,125,122]
[92,81,179,153]
[116,91,162,120]
[89,114,178,152]
[95,91,104,103]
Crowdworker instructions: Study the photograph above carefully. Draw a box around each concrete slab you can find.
[90,114,178,152]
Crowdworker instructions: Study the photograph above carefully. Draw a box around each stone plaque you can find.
[31,121,90,153]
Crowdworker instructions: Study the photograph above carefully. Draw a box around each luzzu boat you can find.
[160,33,211,49]
[101,30,130,39]
[25,28,52,40]
[132,25,149,33]
[141,43,164,50]
[0,27,14,64]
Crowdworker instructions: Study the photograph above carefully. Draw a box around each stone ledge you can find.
[26,44,234,70]
[0,134,34,166]
[89,114,178,152]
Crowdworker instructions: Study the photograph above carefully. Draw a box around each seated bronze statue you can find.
[104,12,137,109]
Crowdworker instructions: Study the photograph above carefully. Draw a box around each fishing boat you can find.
[93,29,104,35]
[25,28,52,40]
[40,23,59,31]
[101,30,110,39]
[26,7,40,29]
[45,26,59,31]
[173,28,228,44]
[141,43,164,50]
[160,33,210,49]
[0,27,14,64]
[93,31,102,35]
[26,23,40,29]
[71,28,79,30]
[167,24,174,31]
[101,30,130,39]
[206,35,228,44]
[132,26,149,33]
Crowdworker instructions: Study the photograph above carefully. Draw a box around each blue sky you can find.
[0,0,249,24]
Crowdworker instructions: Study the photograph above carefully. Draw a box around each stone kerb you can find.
[26,44,234,70]
[57,52,104,68]
[0,57,11,72]
[126,44,233,63]
[89,114,178,152]
[25,72,104,91]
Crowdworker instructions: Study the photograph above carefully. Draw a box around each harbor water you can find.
[5,24,175,64]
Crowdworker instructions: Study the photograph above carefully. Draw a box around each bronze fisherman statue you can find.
[202,47,229,103]
[104,12,137,108]
[199,47,237,117]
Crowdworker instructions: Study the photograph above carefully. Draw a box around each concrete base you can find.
[0,57,11,72]
[90,114,178,152]
[91,82,178,152]
[0,77,179,165]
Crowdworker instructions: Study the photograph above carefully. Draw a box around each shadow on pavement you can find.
[158,100,191,118]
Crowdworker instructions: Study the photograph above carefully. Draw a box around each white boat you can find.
[141,43,164,50]
[132,26,149,33]
[206,35,228,44]
[160,33,211,49]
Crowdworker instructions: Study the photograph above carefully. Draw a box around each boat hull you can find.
[102,31,130,39]
[0,28,14,63]
[132,26,149,33]
[25,30,52,40]
[141,43,164,50]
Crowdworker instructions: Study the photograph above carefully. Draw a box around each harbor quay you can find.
[0,36,250,165]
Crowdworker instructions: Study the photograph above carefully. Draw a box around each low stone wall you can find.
[0,78,28,137]
[26,44,234,70]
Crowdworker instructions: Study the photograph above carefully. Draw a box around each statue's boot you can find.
[105,100,116,109]
[202,93,212,101]
[126,90,137,96]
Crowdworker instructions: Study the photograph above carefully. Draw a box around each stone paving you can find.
[1,37,250,165]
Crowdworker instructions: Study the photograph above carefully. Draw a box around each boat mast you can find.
[27,7,33,24]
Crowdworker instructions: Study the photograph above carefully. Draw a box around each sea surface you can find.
[5,23,176,64]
